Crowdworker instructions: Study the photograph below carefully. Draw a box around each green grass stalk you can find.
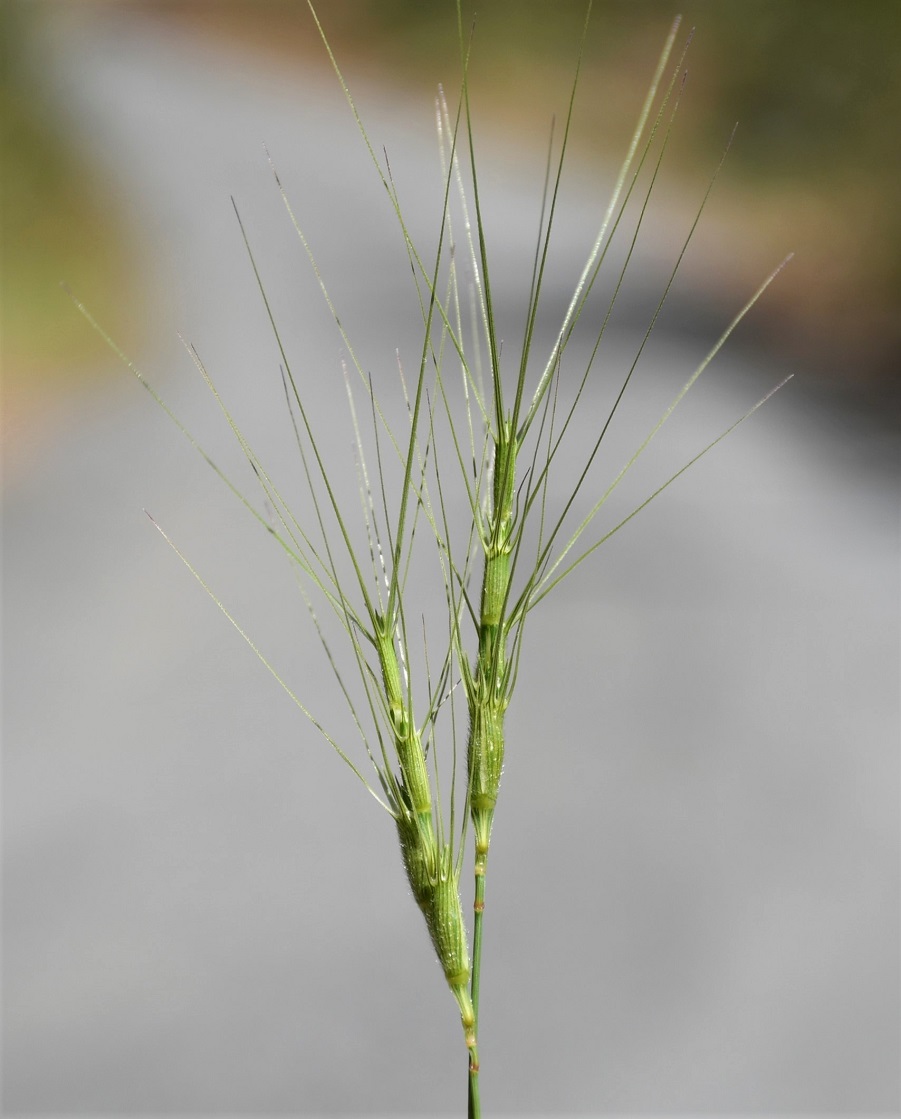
[70,3,792,1111]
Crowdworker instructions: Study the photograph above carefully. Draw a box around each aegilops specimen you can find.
[71,3,790,1113]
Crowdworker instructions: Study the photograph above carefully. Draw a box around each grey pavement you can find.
[3,9,899,1115]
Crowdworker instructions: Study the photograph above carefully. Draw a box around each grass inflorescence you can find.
[71,3,791,1113]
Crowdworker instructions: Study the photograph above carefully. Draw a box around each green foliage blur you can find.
[328,0,901,398]
[321,0,901,191]
[130,0,901,403]
[1,1,138,439]
[5,0,899,418]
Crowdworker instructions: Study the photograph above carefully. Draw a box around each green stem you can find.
[471,848,487,1022]
[468,846,487,1119]
[467,1039,481,1119]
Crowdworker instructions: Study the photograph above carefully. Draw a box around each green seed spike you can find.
[374,612,433,822]
[74,6,792,1112]
[425,845,475,1047]
[395,803,438,913]
[374,611,408,736]
[467,692,506,859]
[479,546,509,632]
[395,808,474,1049]
[467,424,516,851]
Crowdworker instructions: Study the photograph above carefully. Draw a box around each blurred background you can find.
[3,1,899,1115]
[4,0,901,460]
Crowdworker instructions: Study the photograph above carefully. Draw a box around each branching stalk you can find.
[72,4,793,1114]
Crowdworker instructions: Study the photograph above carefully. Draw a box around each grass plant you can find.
[71,3,790,1113]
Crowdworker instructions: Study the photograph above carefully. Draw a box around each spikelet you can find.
[379,613,474,1047]
[466,431,516,858]
[467,691,506,858]
[425,844,475,1047]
